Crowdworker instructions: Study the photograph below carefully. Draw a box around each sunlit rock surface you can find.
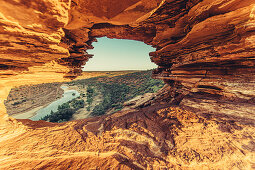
[1,105,255,169]
[0,0,254,169]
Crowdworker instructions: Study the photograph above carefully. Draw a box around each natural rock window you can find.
[5,38,164,122]
[0,0,254,169]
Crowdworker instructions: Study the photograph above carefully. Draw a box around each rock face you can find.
[1,105,255,169]
[0,0,254,169]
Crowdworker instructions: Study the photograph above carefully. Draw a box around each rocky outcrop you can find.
[1,105,255,169]
[123,93,156,109]
[0,0,254,169]
[149,0,255,123]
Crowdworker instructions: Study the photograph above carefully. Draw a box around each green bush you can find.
[40,98,85,122]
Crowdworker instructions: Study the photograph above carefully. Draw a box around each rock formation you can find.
[0,0,254,169]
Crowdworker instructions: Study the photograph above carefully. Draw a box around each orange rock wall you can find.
[0,0,254,169]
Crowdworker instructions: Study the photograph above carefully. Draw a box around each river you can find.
[29,85,80,121]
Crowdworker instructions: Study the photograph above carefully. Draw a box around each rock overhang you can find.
[0,0,254,122]
[0,0,255,169]
[0,0,254,119]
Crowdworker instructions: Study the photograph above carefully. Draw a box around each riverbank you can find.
[12,106,44,119]
[11,85,80,120]
[30,86,80,121]
[5,71,136,118]
[5,83,64,117]
[10,85,67,119]
[6,70,163,121]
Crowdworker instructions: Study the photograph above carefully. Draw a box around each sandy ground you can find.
[10,86,67,119]
[69,83,104,120]
[5,83,64,116]
[11,106,44,119]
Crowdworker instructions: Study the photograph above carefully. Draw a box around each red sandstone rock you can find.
[0,0,254,169]
[1,105,255,169]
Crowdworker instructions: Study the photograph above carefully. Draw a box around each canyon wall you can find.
[0,0,254,169]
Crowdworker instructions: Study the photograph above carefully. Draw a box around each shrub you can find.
[40,98,85,122]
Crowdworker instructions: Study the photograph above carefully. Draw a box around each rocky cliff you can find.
[0,0,254,169]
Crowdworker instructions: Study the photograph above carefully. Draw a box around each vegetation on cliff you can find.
[68,70,164,117]
[41,70,164,122]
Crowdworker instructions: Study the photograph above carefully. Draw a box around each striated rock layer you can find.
[0,0,254,169]
[1,105,255,169]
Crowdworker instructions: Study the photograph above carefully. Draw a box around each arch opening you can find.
[5,38,164,123]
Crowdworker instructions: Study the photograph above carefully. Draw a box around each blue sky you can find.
[82,37,157,71]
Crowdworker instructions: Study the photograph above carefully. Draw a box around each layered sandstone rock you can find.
[1,105,255,169]
[0,0,254,169]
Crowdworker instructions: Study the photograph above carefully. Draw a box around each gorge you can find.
[0,0,254,169]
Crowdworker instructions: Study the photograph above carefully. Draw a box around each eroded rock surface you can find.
[1,106,254,169]
[0,0,254,169]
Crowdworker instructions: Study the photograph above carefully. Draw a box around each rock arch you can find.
[0,0,254,169]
